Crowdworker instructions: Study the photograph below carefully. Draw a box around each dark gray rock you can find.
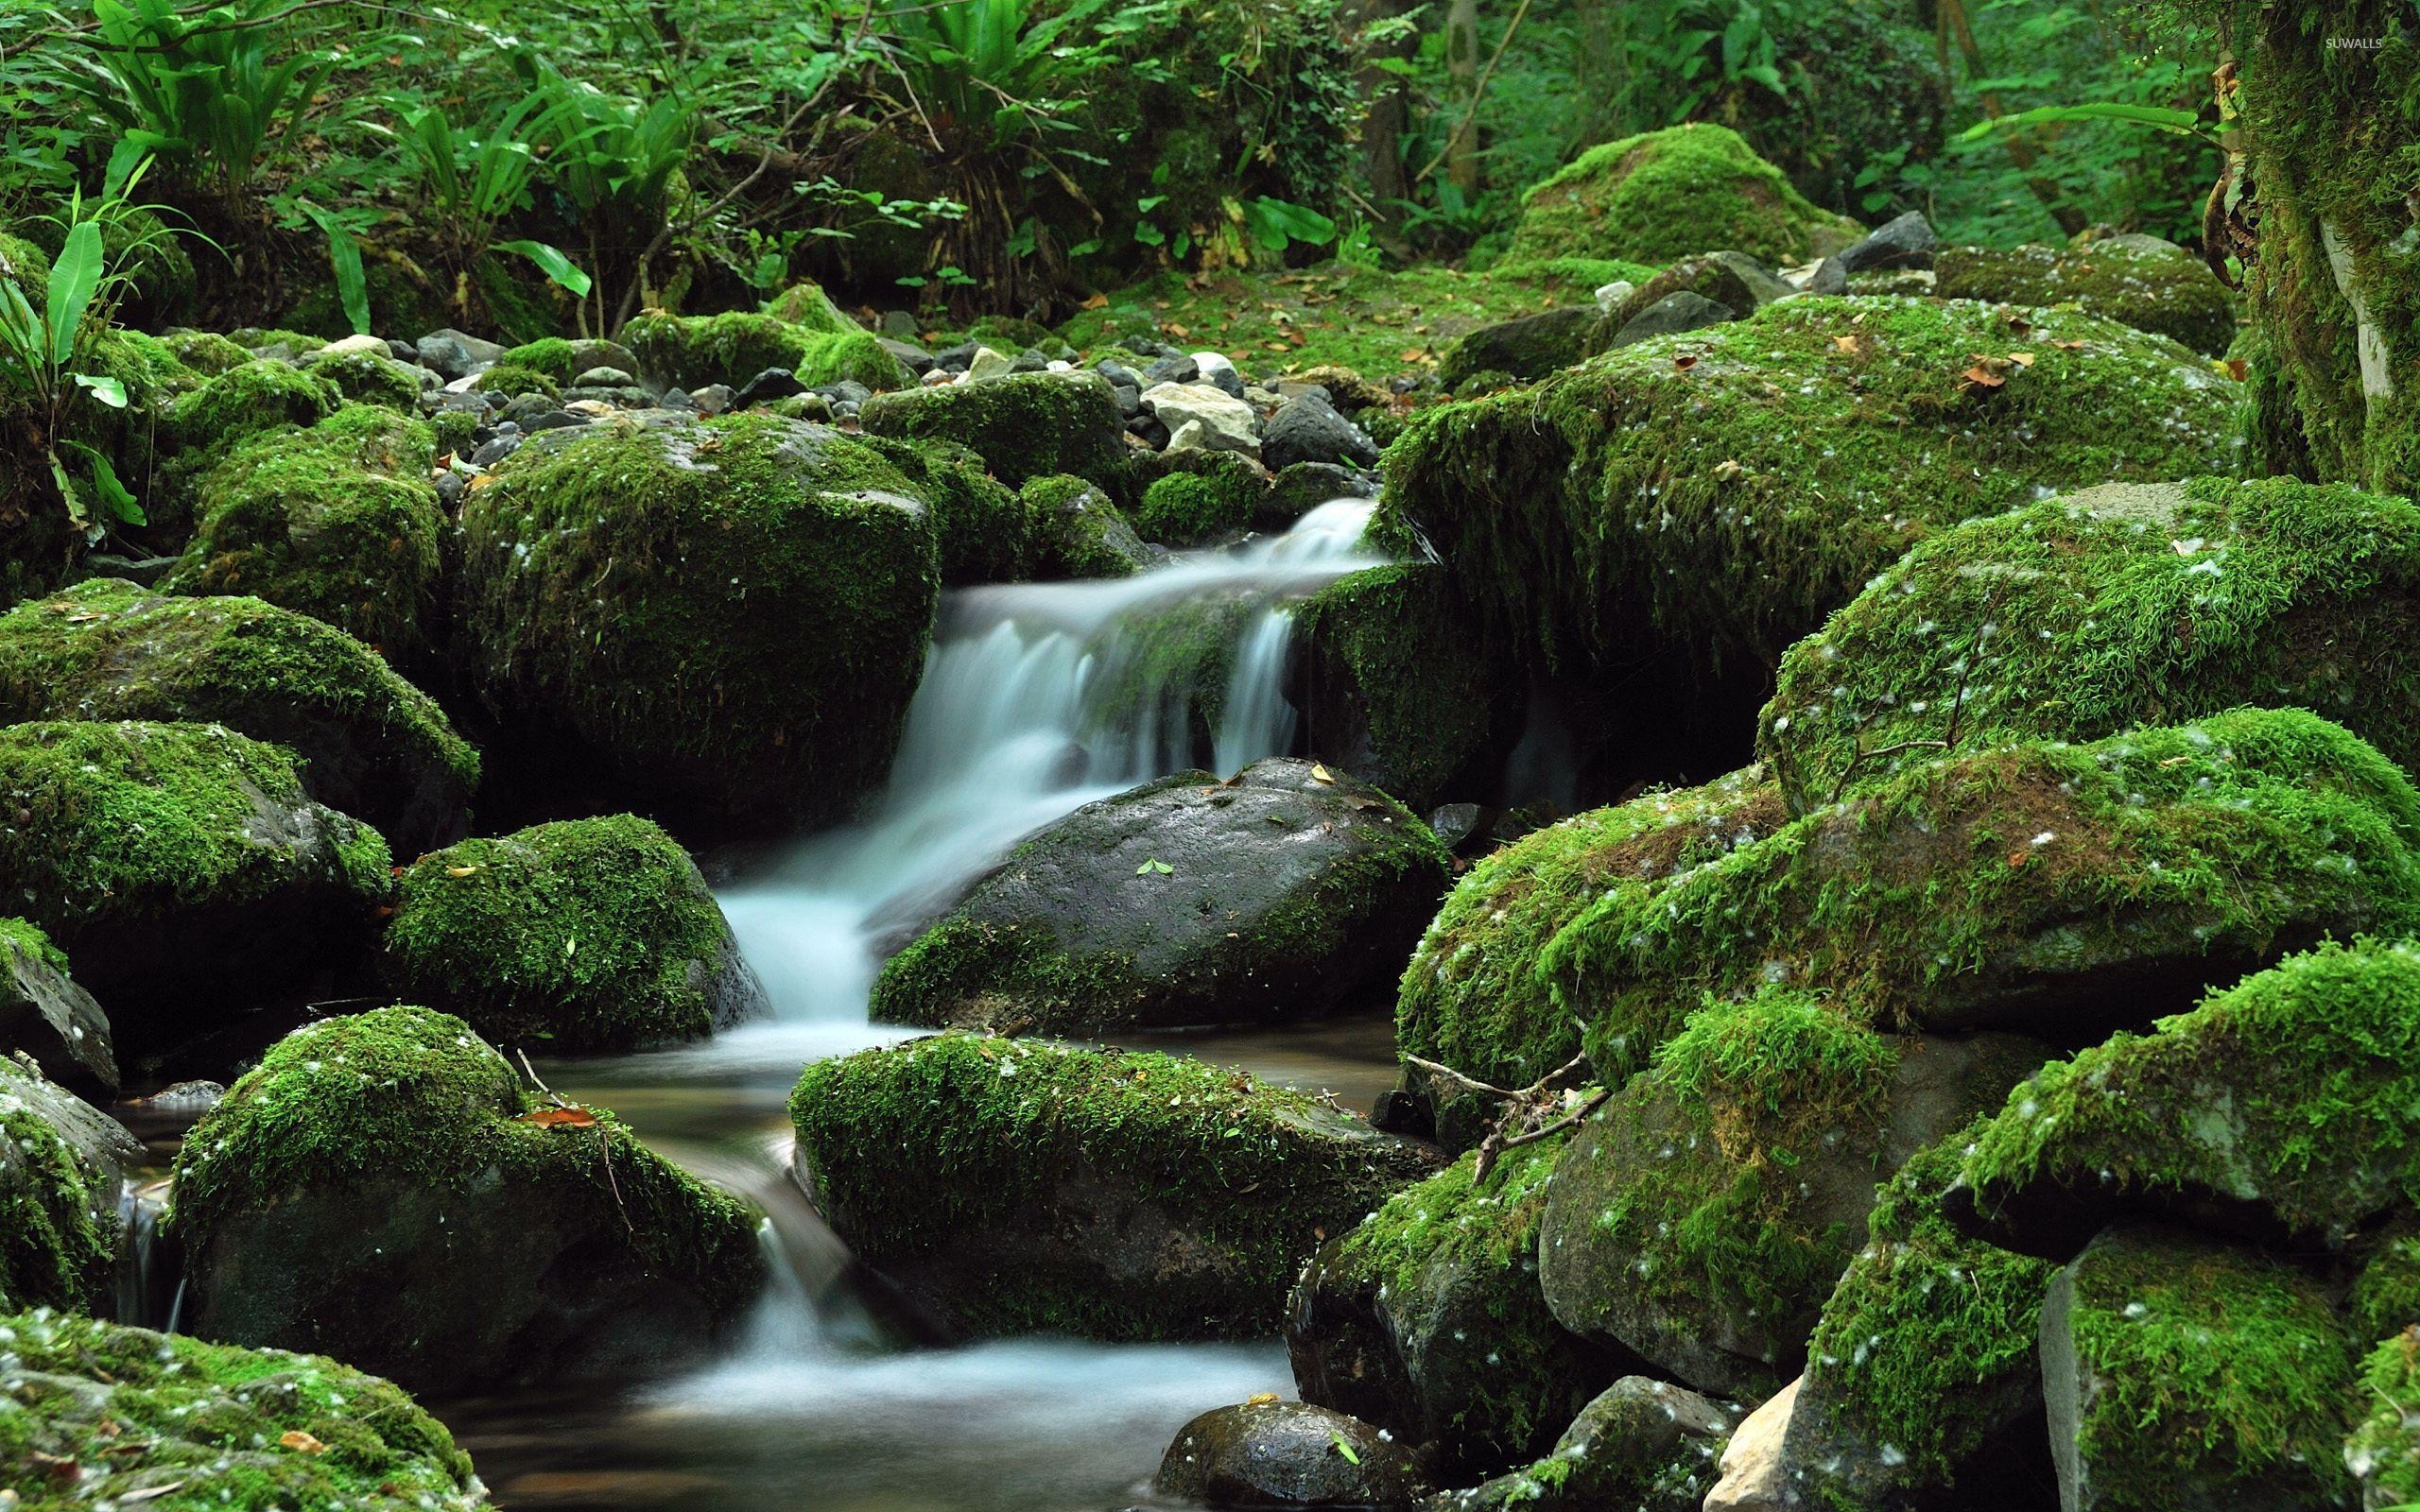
[2,925,116,1093]
[879,336,934,375]
[1806,256,1850,295]
[737,368,806,404]
[1145,353,1201,386]
[1260,462,1376,532]
[1429,1378,1738,1512]
[1438,305,1603,390]
[469,434,522,469]
[1262,392,1380,471]
[1158,1400,1430,1509]
[414,328,506,380]
[1608,291,1737,349]
[1837,210,1940,273]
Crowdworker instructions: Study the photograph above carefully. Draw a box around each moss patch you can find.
[1508,123,1859,269]
[2348,1328,2420,1508]
[1021,472,1153,577]
[1759,475,2420,812]
[622,311,903,392]
[1935,239,2239,356]
[1289,563,1505,812]
[0,1057,117,1315]
[857,433,1035,584]
[1134,465,1261,546]
[299,348,424,410]
[861,372,1132,496]
[168,358,337,452]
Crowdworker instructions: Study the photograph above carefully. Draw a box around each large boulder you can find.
[1430,1377,1740,1512]
[0,721,391,1062]
[0,1310,486,1510]
[456,412,940,834]
[1773,1123,2059,1510]
[1507,124,1860,269]
[0,578,478,853]
[2039,1222,2354,1512]
[0,917,116,1091]
[0,1055,140,1313]
[1935,236,2238,356]
[167,357,337,453]
[859,433,1035,584]
[870,758,1450,1035]
[1758,476,2420,811]
[1021,472,1157,578]
[1377,296,2238,689]
[1289,1136,1614,1476]
[162,404,444,664]
[383,815,768,1053]
[1538,990,2049,1398]
[860,371,1131,495]
[172,1006,765,1395]
[1157,1400,1431,1510]
[1288,565,1512,814]
[1952,936,2420,1261]
[1540,710,2420,1084]
[1395,768,1787,1121]
[1436,305,1605,391]
[788,1033,1441,1339]
[620,310,905,393]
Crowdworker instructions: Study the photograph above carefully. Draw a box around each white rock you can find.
[1143,381,1259,457]
[1595,280,1635,313]
[321,333,390,357]
[1190,351,1239,384]
[1703,1374,1799,1512]
[966,346,1018,382]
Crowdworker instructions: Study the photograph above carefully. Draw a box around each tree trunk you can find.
[1445,0,1481,199]
[2209,0,2417,494]
[1357,0,1410,218]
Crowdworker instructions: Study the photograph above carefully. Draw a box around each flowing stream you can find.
[423,499,1403,1510]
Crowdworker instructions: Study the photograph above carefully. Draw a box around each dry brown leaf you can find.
[279,1431,328,1454]
[1831,335,1860,353]
[2006,351,2036,368]
[1080,292,1110,310]
[444,865,480,877]
[1673,353,1699,371]
[1309,763,1336,783]
[2223,358,2249,381]
[522,1107,600,1128]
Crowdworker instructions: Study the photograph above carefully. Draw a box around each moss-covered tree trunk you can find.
[2204,2,2419,493]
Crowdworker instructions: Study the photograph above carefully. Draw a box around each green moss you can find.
[2348,1329,2420,1506]
[1380,295,2240,681]
[158,330,252,377]
[1935,240,2240,356]
[2055,1223,2354,1511]
[1082,593,1253,738]
[764,279,856,334]
[0,578,476,843]
[1759,475,2420,812]
[1289,563,1501,811]
[1135,467,1259,545]
[0,720,390,943]
[1543,709,2420,1081]
[1021,472,1150,576]
[384,816,747,1051]
[1396,768,1786,1094]
[457,411,940,828]
[1508,123,1859,269]
[467,362,562,400]
[2351,1231,2420,1347]
[1796,1122,2055,1495]
[168,358,337,451]
[0,1308,485,1511]
[622,311,904,392]
[857,433,1035,583]
[164,405,442,661]
[861,372,1132,494]
[168,1006,760,1304]
[0,1057,115,1315]
[225,328,330,356]
[1961,937,2420,1246]
[494,337,581,382]
[788,1032,1432,1338]
[0,232,49,292]
[300,348,424,410]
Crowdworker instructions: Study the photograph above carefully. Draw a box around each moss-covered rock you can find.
[168,358,337,451]
[0,720,390,1059]
[0,1056,139,1314]
[0,1309,486,1510]
[1538,991,2048,1398]
[1436,305,1607,392]
[1289,564,1512,813]
[789,1033,1439,1339]
[1507,124,1859,269]
[2348,1328,2420,1511]
[2039,1221,2354,1512]
[871,758,1449,1035]
[466,362,561,402]
[1395,769,1788,1113]
[862,371,1132,496]
[763,280,856,332]
[1289,1136,1614,1475]
[172,1006,765,1394]
[0,578,476,852]
[384,816,767,1053]
[456,412,939,833]
[299,346,425,410]
[491,336,639,385]
[1157,1400,1431,1509]
[856,433,1035,583]
[1777,1120,2058,1509]
[1134,461,1263,546]
[1758,476,2420,814]
[621,311,904,393]
[0,918,115,1092]
[163,405,444,663]
[158,329,252,377]
[1935,237,2239,356]
[1377,296,2239,684]
[1428,1377,1739,1512]
[1952,937,2420,1264]
[1543,709,2420,1084]
[1021,472,1155,577]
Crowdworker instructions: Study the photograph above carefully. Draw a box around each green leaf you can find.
[1135,858,1174,876]
[1957,102,2204,143]
[47,221,104,367]
[302,204,372,337]
[48,451,89,529]
[73,372,129,408]
[493,240,594,297]
[1328,1432,1360,1465]
[65,440,144,524]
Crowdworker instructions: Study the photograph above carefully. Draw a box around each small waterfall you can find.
[1214,610,1300,779]
[113,1177,179,1331]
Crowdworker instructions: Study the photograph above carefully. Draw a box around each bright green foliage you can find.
[167,357,337,450]
[788,1033,1435,1338]
[622,311,902,392]
[0,578,475,846]
[2050,1223,2355,1511]
[299,348,424,409]
[764,279,856,333]
[0,1309,485,1511]
[1961,937,2420,1247]
[2351,1231,2420,1348]
[0,1056,116,1315]
[1396,769,1786,1094]
[1545,709,2420,1081]
[1134,467,1258,545]
[0,720,390,947]
[1289,564,1506,812]
[2347,1328,2420,1507]
[1934,239,2239,356]
[158,330,252,376]
[1379,295,2239,679]
[861,371,1130,494]
[467,362,562,400]
[1794,1122,2055,1499]
[384,816,753,1052]
[457,411,940,829]
[164,404,443,660]
[1759,476,2420,813]
[1507,123,1859,268]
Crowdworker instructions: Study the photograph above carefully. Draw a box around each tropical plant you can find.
[382,93,592,324]
[514,56,695,331]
